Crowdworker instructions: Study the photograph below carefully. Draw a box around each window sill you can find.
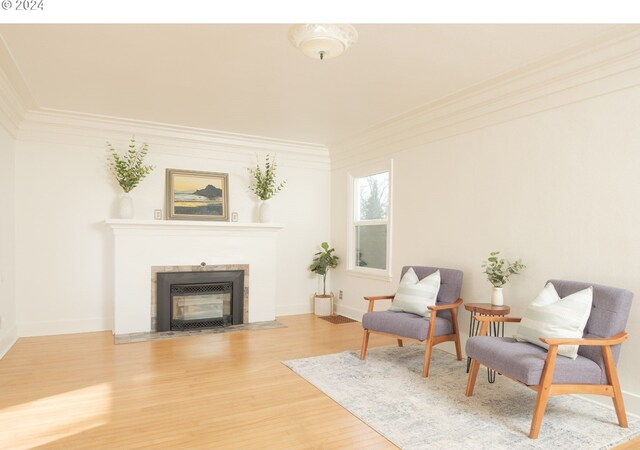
[346,269,393,282]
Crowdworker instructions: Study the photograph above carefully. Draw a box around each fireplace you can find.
[156,270,244,332]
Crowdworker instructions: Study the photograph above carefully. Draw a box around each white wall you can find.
[0,124,17,357]
[331,84,640,414]
[14,114,330,336]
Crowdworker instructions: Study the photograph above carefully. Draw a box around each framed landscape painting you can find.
[165,169,229,221]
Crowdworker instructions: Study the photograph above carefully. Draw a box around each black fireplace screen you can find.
[171,282,232,330]
[156,271,244,332]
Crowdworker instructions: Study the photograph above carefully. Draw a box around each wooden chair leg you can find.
[466,359,480,396]
[422,311,438,377]
[529,345,558,439]
[360,330,370,360]
[529,387,551,438]
[603,345,628,427]
[450,307,462,360]
[422,340,434,377]
[397,339,403,347]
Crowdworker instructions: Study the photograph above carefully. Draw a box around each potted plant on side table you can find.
[309,242,340,316]
[481,251,526,305]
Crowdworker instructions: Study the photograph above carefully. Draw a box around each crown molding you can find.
[0,62,26,137]
[0,30,330,166]
[18,109,331,168]
[330,26,640,170]
[0,35,37,137]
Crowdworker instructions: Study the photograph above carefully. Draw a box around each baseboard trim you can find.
[335,304,364,321]
[0,324,18,359]
[576,390,640,419]
[18,317,112,337]
[276,303,312,317]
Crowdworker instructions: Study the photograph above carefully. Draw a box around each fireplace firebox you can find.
[156,271,244,331]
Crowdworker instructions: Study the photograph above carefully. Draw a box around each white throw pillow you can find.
[389,268,440,317]
[515,282,593,359]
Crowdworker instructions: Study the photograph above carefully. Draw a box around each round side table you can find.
[464,303,511,383]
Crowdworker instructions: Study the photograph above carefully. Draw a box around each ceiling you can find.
[0,24,620,145]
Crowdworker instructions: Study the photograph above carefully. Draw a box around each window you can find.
[348,161,392,279]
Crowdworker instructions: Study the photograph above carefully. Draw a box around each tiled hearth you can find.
[114,320,285,344]
[150,264,250,332]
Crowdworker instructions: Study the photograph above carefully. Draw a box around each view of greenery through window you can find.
[355,172,389,270]
[358,173,388,220]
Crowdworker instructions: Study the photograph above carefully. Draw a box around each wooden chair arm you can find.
[537,333,628,397]
[363,295,395,312]
[540,332,628,347]
[363,295,395,301]
[428,298,463,311]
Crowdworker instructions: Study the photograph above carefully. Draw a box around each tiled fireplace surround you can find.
[106,219,283,336]
[150,264,250,332]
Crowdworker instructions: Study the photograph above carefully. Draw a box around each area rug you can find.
[318,315,357,324]
[283,345,639,450]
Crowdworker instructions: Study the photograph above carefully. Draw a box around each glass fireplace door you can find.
[170,282,232,330]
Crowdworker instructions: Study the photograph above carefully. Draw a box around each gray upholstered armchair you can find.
[466,279,633,439]
[360,266,464,377]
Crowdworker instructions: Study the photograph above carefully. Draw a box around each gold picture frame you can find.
[165,169,229,221]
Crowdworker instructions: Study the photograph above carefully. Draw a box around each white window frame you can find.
[346,159,393,281]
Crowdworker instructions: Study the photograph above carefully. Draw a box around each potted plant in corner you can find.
[247,153,286,223]
[309,242,340,316]
[107,136,154,219]
[481,251,526,306]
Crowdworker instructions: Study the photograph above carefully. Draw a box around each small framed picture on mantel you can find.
[165,169,229,221]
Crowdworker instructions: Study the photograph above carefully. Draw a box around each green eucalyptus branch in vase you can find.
[247,153,286,223]
[481,251,526,306]
[107,136,155,219]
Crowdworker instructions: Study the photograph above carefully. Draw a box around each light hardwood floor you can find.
[0,314,638,449]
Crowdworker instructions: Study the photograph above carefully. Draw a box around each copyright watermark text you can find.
[1,0,43,10]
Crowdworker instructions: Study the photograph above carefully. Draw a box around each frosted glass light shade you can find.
[288,24,358,60]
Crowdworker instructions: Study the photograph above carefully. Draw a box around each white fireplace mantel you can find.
[105,219,284,232]
[106,219,284,335]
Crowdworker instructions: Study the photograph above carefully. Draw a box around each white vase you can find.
[118,192,134,219]
[259,199,271,223]
[491,287,504,306]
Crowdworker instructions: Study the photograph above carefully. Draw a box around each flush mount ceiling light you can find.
[288,24,358,60]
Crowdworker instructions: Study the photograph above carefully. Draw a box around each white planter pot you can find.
[118,192,134,219]
[491,287,504,306]
[259,199,271,223]
[314,294,333,316]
